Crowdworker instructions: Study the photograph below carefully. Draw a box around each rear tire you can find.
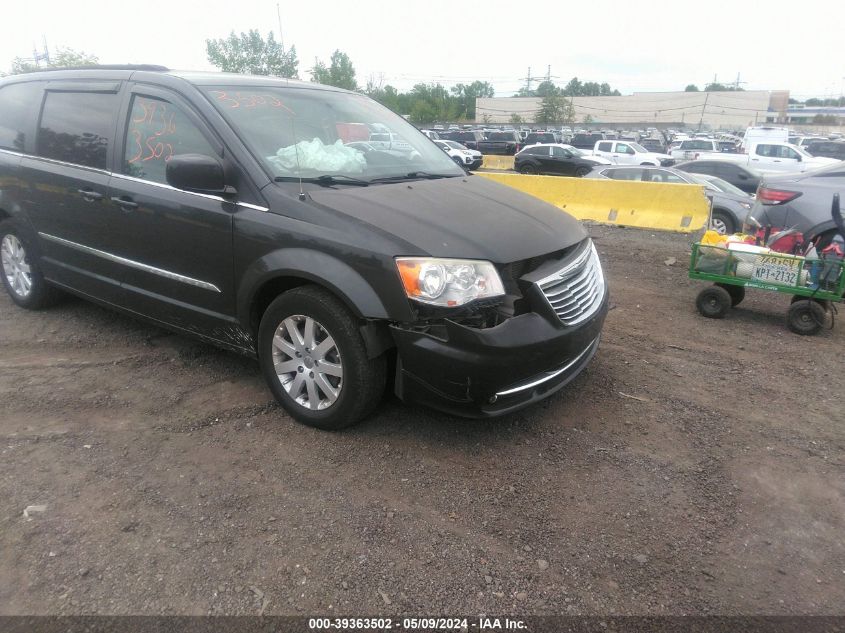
[258,286,386,430]
[787,299,826,335]
[696,285,731,319]
[0,219,62,310]
[716,283,745,307]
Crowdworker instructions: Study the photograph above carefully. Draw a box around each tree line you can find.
[3,31,623,125]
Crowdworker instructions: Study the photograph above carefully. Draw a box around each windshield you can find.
[630,143,649,153]
[794,145,813,158]
[202,86,464,181]
[564,145,585,156]
[443,141,465,150]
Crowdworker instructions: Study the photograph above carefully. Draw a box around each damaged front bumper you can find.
[389,290,608,418]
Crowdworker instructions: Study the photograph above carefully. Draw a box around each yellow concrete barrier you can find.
[480,155,515,171]
[477,172,710,232]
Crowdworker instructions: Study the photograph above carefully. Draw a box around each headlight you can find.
[395,258,505,307]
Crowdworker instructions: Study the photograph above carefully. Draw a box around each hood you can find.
[307,175,587,263]
[805,156,839,166]
[710,191,752,207]
[585,156,613,165]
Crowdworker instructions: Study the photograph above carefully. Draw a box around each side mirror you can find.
[166,154,227,194]
[738,173,749,180]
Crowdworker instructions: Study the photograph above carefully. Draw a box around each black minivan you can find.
[0,66,608,429]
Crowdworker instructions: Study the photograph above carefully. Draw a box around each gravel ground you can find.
[0,225,843,616]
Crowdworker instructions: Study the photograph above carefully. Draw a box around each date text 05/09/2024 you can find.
[308,617,528,630]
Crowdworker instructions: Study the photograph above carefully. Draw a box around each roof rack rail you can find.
[24,64,169,73]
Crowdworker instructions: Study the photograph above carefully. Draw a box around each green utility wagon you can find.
[688,242,845,335]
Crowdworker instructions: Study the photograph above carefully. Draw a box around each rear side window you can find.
[0,82,42,151]
[37,91,119,169]
[597,142,612,152]
[123,95,217,184]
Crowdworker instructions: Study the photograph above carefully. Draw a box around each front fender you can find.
[237,248,409,327]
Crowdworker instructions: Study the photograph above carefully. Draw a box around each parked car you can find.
[741,126,789,151]
[805,140,845,161]
[586,166,751,234]
[674,160,762,195]
[442,129,484,151]
[788,136,826,150]
[345,141,421,162]
[744,162,845,247]
[593,140,674,167]
[515,144,612,177]
[639,138,666,153]
[434,140,483,170]
[522,132,559,146]
[369,132,414,153]
[670,139,721,161]
[0,67,608,429]
[571,132,605,150]
[478,130,522,155]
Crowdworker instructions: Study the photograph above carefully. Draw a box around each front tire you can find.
[519,164,537,175]
[710,210,736,235]
[696,285,731,319]
[258,286,386,430]
[574,166,590,177]
[0,220,62,310]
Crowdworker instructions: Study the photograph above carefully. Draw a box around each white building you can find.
[476,90,789,129]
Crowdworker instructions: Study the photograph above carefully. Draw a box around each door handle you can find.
[77,188,103,201]
[110,196,139,211]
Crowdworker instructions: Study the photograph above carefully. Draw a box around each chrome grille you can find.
[537,242,605,326]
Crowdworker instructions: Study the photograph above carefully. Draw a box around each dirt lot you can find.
[1,225,843,616]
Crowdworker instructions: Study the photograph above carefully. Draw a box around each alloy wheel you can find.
[271,315,343,410]
[710,217,728,235]
[1,234,33,299]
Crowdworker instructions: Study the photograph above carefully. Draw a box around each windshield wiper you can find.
[274,175,370,186]
[369,171,461,183]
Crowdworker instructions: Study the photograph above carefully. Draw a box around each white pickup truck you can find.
[592,140,674,166]
[706,142,839,174]
[670,139,721,161]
